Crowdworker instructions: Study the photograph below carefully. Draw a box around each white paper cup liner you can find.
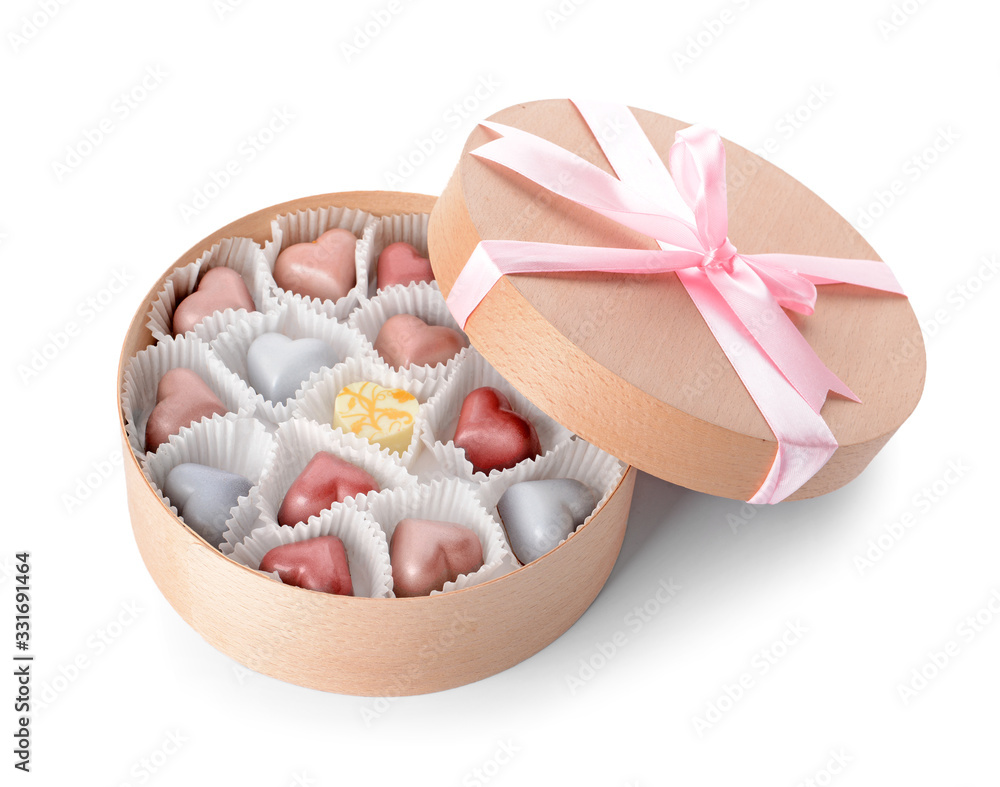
[255,418,418,529]
[230,506,393,599]
[220,486,267,556]
[420,351,574,483]
[364,477,511,597]
[363,212,433,298]
[476,437,627,562]
[293,355,439,469]
[263,205,377,321]
[146,237,271,343]
[348,281,470,383]
[209,300,368,424]
[144,416,275,549]
[121,334,256,464]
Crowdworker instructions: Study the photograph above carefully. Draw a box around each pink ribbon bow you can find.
[446,100,905,503]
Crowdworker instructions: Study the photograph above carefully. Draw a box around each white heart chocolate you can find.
[496,479,596,565]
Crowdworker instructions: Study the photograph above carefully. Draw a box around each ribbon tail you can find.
[706,259,860,411]
[676,268,838,503]
[749,252,905,295]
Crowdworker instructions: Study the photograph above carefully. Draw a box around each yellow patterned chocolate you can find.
[333,381,418,455]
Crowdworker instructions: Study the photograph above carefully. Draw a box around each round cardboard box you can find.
[118,190,636,696]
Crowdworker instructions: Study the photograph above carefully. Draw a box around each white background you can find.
[3,0,998,784]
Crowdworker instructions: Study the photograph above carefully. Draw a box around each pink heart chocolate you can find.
[376,242,435,290]
[389,519,483,598]
[277,451,380,527]
[453,387,541,475]
[273,228,357,303]
[172,267,255,336]
[373,313,468,370]
[144,368,228,452]
[259,535,353,596]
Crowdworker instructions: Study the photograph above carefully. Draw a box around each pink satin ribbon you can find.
[446,100,905,503]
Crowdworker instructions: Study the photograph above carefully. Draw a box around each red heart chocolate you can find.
[376,242,435,290]
[453,387,541,474]
[276,451,380,527]
[389,519,483,597]
[259,535,353,596]
[144,368,228,452]
[373,313,468,370]
[172,266,255,336]
[273,228,357,303]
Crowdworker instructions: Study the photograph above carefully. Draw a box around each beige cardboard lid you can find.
[427,99,925,501]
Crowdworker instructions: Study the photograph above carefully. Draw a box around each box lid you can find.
[427,99,925,502]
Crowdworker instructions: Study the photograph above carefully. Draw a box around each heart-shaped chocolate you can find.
[145,368,228,452]
[496,478,597,565]
[333,381,419,456]
[277,451,380,527]
[259,535,353,596]
[172,266,255,336]
[453,387,541,474]
[376,242,435,290]
[163,462,253,546]
[246,332,338,404]
[389,518,484,597]
[273,228,357,303]
[373,313,467,370]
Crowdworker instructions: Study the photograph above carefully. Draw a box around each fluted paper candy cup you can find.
[264,205,377,321]
[349,280,469,383]
[231,505,393,599]
[293,355,440,470]
[363,211,433,298]
[254,417,418,529]
[209,300,368,424]
[364,477,511,596]
[120,334,256,464]
[145,416,275,550]
[477,438,626,563]
[146,236,271,343]
[420,350,573,483]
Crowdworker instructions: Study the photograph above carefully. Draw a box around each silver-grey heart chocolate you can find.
[163,462,253,546]
[246,332,338,403]
[496,478,597,565]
